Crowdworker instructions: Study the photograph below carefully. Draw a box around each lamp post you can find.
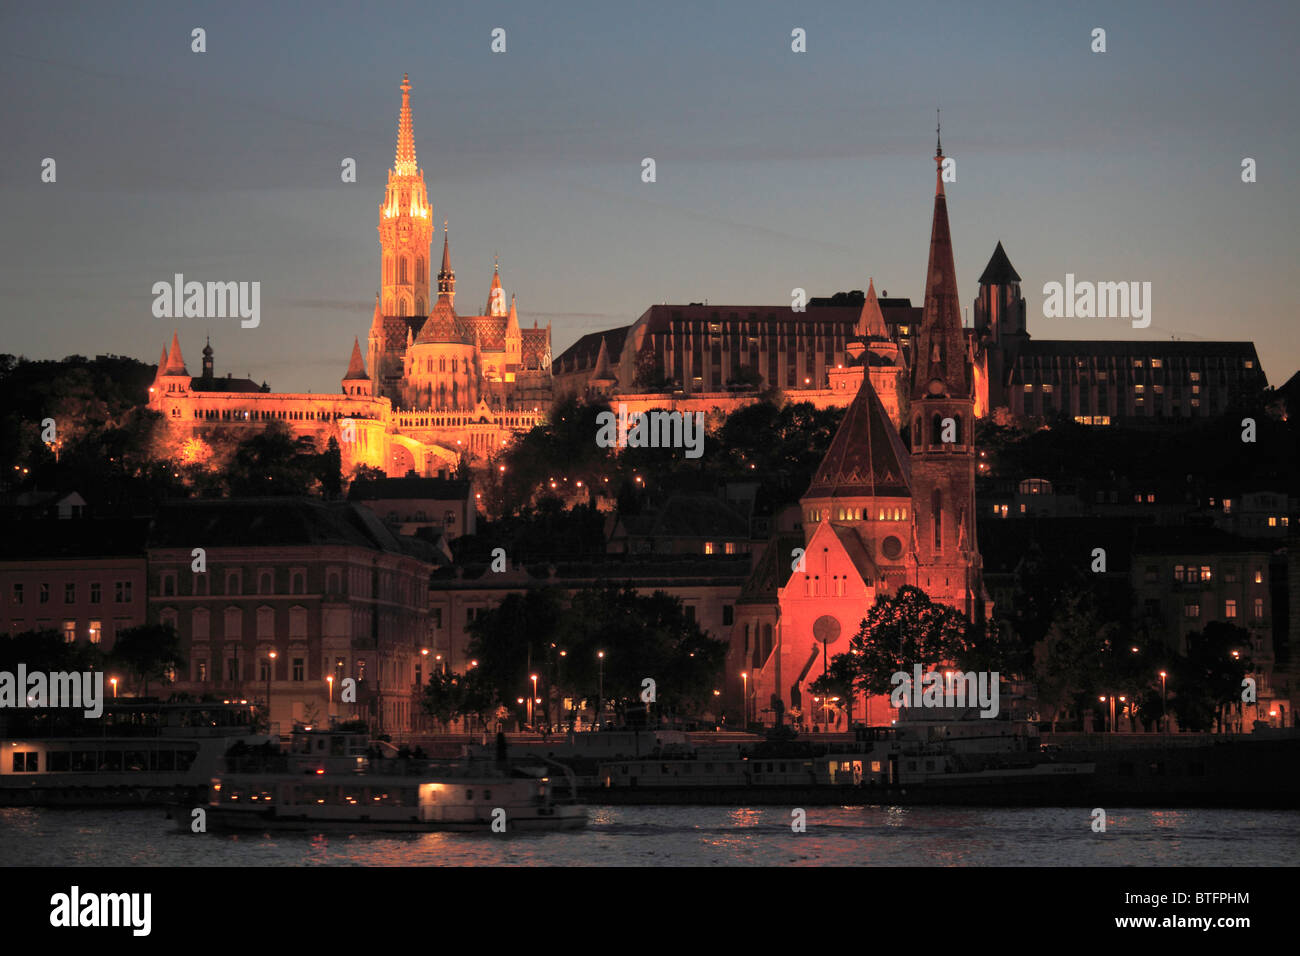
[265,651,277,729]
[530,674,538,729]
[110,677,117,699]
[327,675,334,720]
[1159,670,1168,738]
[741,671,749,726]
[597,651,605,726]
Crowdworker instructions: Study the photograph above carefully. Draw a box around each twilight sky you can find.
[2,0,1297,392]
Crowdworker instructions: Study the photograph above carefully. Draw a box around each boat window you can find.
[48,751,70,772]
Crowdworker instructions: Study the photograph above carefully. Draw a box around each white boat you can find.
[196,725,587,833]
[0,701,269,807]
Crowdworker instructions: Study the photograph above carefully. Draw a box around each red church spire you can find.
[911,118,970,400]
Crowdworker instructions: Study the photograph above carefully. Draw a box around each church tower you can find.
[973,241,1028,415]
[378,74,433,320]
[908,128,983,620]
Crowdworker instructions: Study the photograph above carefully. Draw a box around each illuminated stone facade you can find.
[146,76,551,477]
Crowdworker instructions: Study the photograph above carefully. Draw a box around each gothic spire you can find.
[486,255,506,316]
[393,73,418,177]
[163,330,188,375]
[911,134,969,399]
[437,221,455,302]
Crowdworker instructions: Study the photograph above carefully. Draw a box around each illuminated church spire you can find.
[486,256,507,316]
[394,73,418,176]
[378,74,432,319]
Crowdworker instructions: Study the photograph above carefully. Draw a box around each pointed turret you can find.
[344,338,368,380]
[911,126,969,400]
[436,222,455,304]
[163,331,188,375]
[507,293,519,330]
[393,73,418,177]
[486,256,507,316]
[855,279,889,340]
[155,346,168,380]
[201,336,214,379]
[977,240,1020,286]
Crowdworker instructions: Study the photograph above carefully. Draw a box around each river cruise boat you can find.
[592,708,1094,802]
[0,700,269,807]
[197,724,587,833]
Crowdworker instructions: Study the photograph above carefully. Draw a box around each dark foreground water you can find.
[2,806,1297,866]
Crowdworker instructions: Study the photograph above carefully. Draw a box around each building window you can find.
[227,658,240,681]
[725,541,736,555]
[11,584,22,606]
[258,659,271,682]
[62,620,75,643]
[193,574,208,596]
[1225,600,1237,618]
[431,608,442,629]
[64,583,76,604]
[704,542,716,555]
[40,583,50,604]
[1144,566,1158,583]
[722,605,734,626]
[1184,603,1200,619]
[226,571,242,595]
[685,606,696,624]
[1200,565,1212,582]
[356,660,366,682]
[88,620,101,644]
[1254,570,1263,584]
[1151,359,1162,368]
[1254,598,1264,619]
[197,661,208,682]
[293,658,305,682]
[114,581,132,603]
[259,571,273,595]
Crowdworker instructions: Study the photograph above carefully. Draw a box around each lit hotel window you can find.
[1225,600,1237,618]
[704,542,716,555]
[63,620,75,643]
[1254,598,1264,618]
[1023,384,1033,392]
[1151,359,1162,368]
[1255,570,1263,584]
[1269,517,1278,527]
[1184,604,1200,619]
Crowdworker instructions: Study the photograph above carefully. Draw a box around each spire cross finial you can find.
[401,73,410,95]
[936,107,942,158]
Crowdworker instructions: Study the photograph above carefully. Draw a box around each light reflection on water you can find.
[1,805,1297,867]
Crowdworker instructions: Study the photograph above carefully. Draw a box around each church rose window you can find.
[881,536,903,559]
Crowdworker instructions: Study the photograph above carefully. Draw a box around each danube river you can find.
[3,805,1298,866]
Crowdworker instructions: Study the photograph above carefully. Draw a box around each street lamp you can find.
[530,674,539,728]
[110,677,117,699]
[597,651,605,725]
[1159,670,1168,736]
[741,671,749,726]
[266,651,277,727]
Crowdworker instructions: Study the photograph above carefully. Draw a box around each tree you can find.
[1032,587,1121,731]
[1171,621,1253,733]
[829,586,974,699]
[110,623,185,697]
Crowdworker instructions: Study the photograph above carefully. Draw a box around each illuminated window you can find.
[725,542,736,555]
[62,620,75,643]
[1269,517,1278,527]
[1023,384,1033,392]
[704,542,716,555]
[88,620,101,644]
[1254,598,1264,618]
[1244,360,1254,369]
[1151,359,1162,368]
[1184,603,1200,619]
[1255,570,1263,584]
[1133,359,1144,368]
[1225,600,1237,618]
[1190,372,1201,382]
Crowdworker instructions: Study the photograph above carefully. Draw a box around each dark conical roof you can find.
[978,240,1021,285]
[803,375,911,501]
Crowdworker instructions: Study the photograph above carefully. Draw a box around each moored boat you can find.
[191,724,587,833]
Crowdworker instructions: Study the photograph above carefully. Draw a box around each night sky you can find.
[3,0,1296,392]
